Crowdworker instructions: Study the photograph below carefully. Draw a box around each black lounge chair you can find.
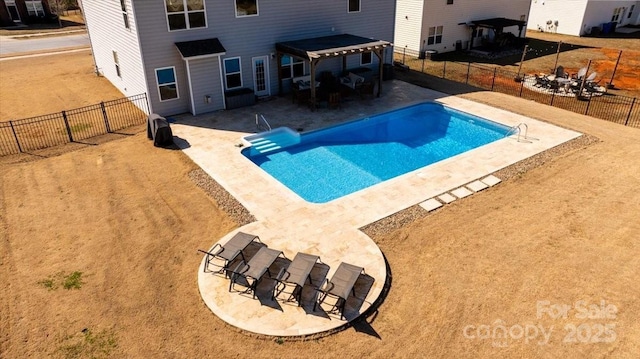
[275,253,323,306]
[198,231,261,275]
[228,247,285,299]
[314,262,365,320]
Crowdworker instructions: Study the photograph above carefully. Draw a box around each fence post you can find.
[9,120,22,153]
[466,62,471,84]
[624,98,635,126]
[584,96,592,116]
[421,57,425,73]
[491,68,497,91]
[550,88,556,106]
[442,61,446,79]
[62,110,74,142]
[519,77,525,97]
[100,101,112,133]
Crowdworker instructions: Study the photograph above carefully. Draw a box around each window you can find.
[611,7,622,22]
[447,0,453,4]
[628,5,634,19]
[120,0,129,29]
[427,26,443,45]
[223,58,242,90]
[155,67,178,101]
[348,0,360,13]
[25,1,45,17]
[235,0,258,17]
[280,55,304,79]
[360,52,372,66]
[166,0,206,31]
[113,51,121,78]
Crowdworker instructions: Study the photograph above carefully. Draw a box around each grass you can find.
[55,328,117,359]
[70,123,92,132]
[38,271,84,290]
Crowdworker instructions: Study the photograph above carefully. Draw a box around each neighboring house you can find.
[80,0,395,116]
[527,0,640,36]
[0,0,52,26]
[394,0,532,56]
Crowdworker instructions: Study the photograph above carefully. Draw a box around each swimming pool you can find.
[242,102,511,203]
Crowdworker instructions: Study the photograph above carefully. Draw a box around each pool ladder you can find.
[506,123,532,143]
[255,114,272,132]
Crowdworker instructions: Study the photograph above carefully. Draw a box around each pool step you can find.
[244,127,301,155]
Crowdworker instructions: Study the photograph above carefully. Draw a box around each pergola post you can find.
[309,58,319,110]
[374,48,383,97]
[277,51,284,96]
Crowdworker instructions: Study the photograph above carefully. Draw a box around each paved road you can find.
[0,33,89,56]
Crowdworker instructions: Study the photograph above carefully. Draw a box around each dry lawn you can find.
[1,44,640,359]
[0,51,124,121]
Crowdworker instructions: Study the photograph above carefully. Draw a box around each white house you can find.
[528,0,640,36]
[80,0,395,116]
[394,0,532,56]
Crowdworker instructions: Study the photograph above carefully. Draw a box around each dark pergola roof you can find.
[470,17,526,30]
[175,38,226,59]
[275,34,391,61]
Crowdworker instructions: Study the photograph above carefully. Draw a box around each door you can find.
[252,56,270,98]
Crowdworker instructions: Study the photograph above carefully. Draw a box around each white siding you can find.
[80,0,148,109]
[583,0,640,31]
[528,0,589,36]
[396,0,532,55]
[395,0,425,56]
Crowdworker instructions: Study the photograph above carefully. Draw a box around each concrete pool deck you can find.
[171,80,581,337]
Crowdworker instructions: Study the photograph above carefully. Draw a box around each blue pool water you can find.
[242,102,510,203]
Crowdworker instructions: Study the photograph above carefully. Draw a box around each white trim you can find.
[185,59,196,115]
[154,66,180,102]
[223,57,243,90]
[164,0,208,32]
[179,52,225,61]
[235,0,259,18]
[218,58,227,110]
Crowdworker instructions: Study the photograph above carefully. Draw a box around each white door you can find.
[252,56,270,98]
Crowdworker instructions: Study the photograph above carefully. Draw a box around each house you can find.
[0,0,52,26]
[80,0,395,116]
[527,0,640,36]
[394,0,532,57]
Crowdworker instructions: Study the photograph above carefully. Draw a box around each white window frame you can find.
[360,52,372,66]
[347,0,360,13]
[155,66,179,102]
[165,0,207,32]
[280,55,304,79]
[113,51,121,78]
[24,1,45,17]
[120,0,130,29]
[235,0,259,18]
[223,57,243,90]
[427,25,443,45]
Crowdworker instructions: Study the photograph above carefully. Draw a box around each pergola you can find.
[275,34,392,108]
[468,17,527,50]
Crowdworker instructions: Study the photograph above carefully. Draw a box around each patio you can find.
[172,80,581,336]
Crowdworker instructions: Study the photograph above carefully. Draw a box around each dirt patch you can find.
[0,51,125,121]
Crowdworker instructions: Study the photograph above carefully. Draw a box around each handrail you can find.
[505,122,529,142]
[255,114,272,132]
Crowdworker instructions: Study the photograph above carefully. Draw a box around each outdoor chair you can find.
[275,253,323,306]
[314,262,365,320]
[228,247,286,299]
[572,67,587,81]
[198,231,261,275]
[328,92,341,109]
[555,65,568,79]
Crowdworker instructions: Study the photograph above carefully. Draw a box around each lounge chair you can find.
[228,246,286,299]
[275,253,323,306]
[198,231,261,275]
[314,262,365,320]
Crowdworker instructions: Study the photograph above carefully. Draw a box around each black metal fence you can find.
[0,93,149,156]
[396,55,640,128]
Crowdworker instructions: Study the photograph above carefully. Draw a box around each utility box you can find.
[147,113,174,147]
